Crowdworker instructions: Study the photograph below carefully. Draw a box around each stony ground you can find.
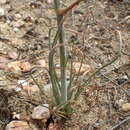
[0,0,130,129]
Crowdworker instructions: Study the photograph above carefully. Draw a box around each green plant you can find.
[48,0,121,117]
[48,0,84,116]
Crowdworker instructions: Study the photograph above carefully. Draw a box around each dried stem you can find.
[58,0,84,15]
[109,115,130,130]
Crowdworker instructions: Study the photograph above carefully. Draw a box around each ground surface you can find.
[0,0,130,129]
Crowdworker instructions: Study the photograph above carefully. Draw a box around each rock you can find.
[0,56,9,64]
[19,61,31,72]
[15,87,22,92]
[122,103,130,112]
[31,104,50,120]
[0,63,7,69]
[24,16,35,23]
[0,0,7,4]
[13,27,19,32]
[17,80,39,95]
[11,38,23,46]
[13,20,25,28]
[18,80,29,87]
[12,112,30,121]
[46,0,54,4]
[0,8,5,16]
[7,61,31,78]
[14,13,22,19]
[126,18,130,24]
[0,23,10,35]
[12,112,20,120]
[5,121,31,130]
[123,0,130,3]
[0,80,8,86]
[37,59,46,67]
[22,85,39,96]
[7,61,21,74]
[74,10,83,15]
[7,52,18,60]
[48,123,60,130]
[115,99,124,107]
[73,62,91,74]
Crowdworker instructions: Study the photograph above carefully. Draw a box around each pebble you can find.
[14,13,22,19]
[73,62,91,74]
[18,80,29,87]
[13,20,25,28]
[5,121,31,130]
[37,59,46,67]
[0,0,7,4]
[31,104,50,120]
[0,8,5,16]
[122,103,130,112]
[13,27,19,32]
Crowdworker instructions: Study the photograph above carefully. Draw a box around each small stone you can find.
[7,61,31,77]
[7,61,21,73]
[18,80,29,87]
[44,36,49,40]
[0,80,7,86]
[0,8,5,16]
[6,20,11,24]
[14,13,22,19]
[13,27,19,32]
[7,52,18,60]
[19,61,31,72]
[73,62,91,74]
[116,99,124,107]
[116,78,127,85]
[0,63,7,69]
[13,112,30,121]
[122,103,130,112]
[37,59,46,67]
[24,16,34,23]
[0,56,9,64]
[14,20,25,28]
[48,123,60,130]
[74,10,83,15]
[12,112,20,119]
[5,120,31,130]
[126,19,130,24]
[10,38,23,46]
[15,87,22,92]
[22,85,39,95]
[123,0,129,3]
[0,0,7,4]
[31,104,50,120]
[46,0,54,4]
